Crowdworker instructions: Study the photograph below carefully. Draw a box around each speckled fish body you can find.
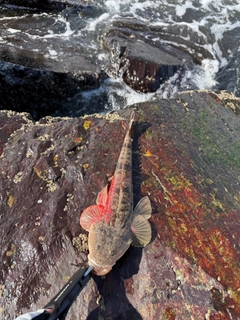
[88,116,134,274]
[80,111,152,275]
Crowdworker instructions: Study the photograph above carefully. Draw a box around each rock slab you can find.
[0,91,240,319]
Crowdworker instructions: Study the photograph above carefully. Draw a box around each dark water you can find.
[0,0,240,113]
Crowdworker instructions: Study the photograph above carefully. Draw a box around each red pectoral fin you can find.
[96,184,109,206]
[80,205,105,231]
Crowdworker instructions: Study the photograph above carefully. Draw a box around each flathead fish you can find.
[80,111,152,275]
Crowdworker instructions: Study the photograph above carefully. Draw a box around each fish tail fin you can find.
[129,109,137,138]
[129,109,136,127]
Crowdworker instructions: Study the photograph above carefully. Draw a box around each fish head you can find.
[88,255,113,276]
[87,219,132,276]
[80,196,152,276]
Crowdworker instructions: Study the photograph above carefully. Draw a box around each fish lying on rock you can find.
[80,111,152,275]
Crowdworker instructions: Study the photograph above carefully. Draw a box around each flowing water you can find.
[0,0,240,115]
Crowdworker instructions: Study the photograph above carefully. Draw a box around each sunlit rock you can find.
[0,91,240,319]
[103,18,195,93]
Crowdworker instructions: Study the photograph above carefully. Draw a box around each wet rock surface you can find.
[0,91,240,319]
[0,0,82,10]
[0,61,107,120]
[104,20,194,93]
[0,3,108,119]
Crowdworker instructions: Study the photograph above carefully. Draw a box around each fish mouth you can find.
[88,256,113,276]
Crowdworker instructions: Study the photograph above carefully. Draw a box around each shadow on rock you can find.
[88,264,143,320]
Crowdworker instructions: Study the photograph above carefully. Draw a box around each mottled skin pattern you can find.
[88,117,134,274]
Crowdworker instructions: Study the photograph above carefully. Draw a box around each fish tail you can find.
[129,109,136,138]
[129,109,136,127]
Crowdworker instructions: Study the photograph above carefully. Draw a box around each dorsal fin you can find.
[96,184,109,206]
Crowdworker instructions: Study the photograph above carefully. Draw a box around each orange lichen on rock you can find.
[144,150,153,157]
[164,307,176,320]
[7,195,14,207]
[74,136,82,143]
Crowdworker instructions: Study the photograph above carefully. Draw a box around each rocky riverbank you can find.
[0,90,240,319]
[0,1,200,120]
[1,1,240,319]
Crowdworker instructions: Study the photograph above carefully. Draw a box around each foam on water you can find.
[106,78,155,110]
[105,0,121,12]
[7,28,19,33]
[193,59,219,89]
[95,0,240,94]
[1,0,240,104]
[86,12,110,31]
[175,0,193,17]
[80,77,155,113]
